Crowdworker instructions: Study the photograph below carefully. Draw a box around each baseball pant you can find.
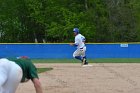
[73,46,86,59]
[0,58,23,93]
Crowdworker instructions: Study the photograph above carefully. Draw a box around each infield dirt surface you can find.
[16,63,140,93]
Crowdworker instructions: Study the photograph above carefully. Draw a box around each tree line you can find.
[0,0,140,43]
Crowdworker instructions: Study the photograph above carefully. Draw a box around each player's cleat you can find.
[82,58,86,65]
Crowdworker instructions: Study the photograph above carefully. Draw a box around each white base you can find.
[82,64,93,67]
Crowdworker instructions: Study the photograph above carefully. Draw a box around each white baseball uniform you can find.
[73,34,86,58]
[0,58,23,93]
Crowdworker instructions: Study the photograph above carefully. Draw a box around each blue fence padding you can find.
[0,44,139,59]
[87,44,134,58]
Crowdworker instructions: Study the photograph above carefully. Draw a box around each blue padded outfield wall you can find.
[0,43,139,59]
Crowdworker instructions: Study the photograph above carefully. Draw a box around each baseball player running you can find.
[0,56,43,93]
[70,28,92,67]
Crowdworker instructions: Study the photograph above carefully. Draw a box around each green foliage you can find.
[0,0,140,43]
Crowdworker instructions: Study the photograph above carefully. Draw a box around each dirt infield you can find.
[16,63,140,93]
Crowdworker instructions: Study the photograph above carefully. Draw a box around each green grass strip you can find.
[93,58,140,63]
[33,58,140,63]
[32,59,78,63]
[37,68,53,73]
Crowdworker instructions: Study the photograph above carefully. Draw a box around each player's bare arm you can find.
[32,78,43,93]
[70,43,74,46]
[70,43,78,46]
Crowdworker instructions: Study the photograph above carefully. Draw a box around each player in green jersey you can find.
[0,56,43,93]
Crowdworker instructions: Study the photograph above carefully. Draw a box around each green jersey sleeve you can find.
[7,57,39,82]
[28,61,39,80]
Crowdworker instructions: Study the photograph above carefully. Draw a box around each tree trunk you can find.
[85,0,88,10]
